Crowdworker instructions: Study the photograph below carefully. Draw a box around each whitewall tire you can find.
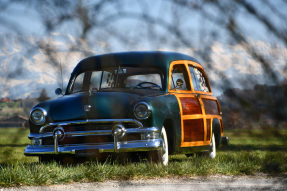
[148,126,169,165]
[209,133,216,159]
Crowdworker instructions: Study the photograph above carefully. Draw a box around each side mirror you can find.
[55,88,63,96]
[176,79,184,88]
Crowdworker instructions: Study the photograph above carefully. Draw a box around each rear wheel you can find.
[196,133,216,158]
[208,133,216,158]
[148,126,169,165]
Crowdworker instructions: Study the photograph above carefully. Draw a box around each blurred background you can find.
[0,0,286,129]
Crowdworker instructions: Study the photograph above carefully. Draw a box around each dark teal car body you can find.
[25,51,227,165]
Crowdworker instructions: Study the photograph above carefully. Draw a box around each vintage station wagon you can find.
[25,51,228,165]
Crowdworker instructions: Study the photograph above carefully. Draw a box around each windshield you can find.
[70,66,164,94]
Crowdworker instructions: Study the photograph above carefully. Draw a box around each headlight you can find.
[133,102,151,120]
[30,107,47,125]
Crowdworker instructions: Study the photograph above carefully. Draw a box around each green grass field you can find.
[0,128,287,187]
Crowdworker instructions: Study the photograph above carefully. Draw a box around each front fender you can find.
[130,94,181,153]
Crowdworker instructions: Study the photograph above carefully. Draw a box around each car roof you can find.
[72,51,200,75]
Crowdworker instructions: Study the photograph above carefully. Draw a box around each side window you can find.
[90,71,102,90]
[72,72,85,93]
[189,66,210,92]
[101,71,115,88]
[90,71,115,90]
[170,64,191,90]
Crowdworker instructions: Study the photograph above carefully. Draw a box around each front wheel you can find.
[148,126,169,165]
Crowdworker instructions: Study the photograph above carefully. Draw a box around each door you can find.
[188,64,221,142]
[169,61,206,147]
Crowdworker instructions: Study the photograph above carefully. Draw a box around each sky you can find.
[0,0,286,99]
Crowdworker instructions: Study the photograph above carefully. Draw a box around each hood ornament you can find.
[84,105,91,112]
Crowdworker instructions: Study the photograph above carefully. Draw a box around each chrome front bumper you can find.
[24,139,163,156]
[24,119,163,156]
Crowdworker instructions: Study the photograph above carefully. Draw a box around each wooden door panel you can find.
[183,119,204,142]
[175,94,209,147]
[179,97,202,115]
[202,99,219,115]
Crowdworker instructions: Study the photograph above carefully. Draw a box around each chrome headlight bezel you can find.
[30,107,47,125]
[133,102,151,120]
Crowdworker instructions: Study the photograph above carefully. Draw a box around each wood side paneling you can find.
[206,119,211,141]
[179,97,202,115]
[202,99,219,115]
[183,119,204,142]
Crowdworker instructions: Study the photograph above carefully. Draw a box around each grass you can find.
[0,128,287,187]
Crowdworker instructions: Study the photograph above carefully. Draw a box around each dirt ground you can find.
[3,175,287,191]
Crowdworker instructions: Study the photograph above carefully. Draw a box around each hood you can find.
[87,91,139,119]
[49,93,90,122]
[48,90,164,122]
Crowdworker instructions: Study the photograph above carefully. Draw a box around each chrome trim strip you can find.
[66,130,111,137]
[124,127,158,133]
[29,133,53,139]
[39,119,143,132]
[29,127,159,139]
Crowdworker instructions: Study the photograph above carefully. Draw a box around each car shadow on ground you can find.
[220,144,287,152]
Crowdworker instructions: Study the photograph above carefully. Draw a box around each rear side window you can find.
[189,66,210,92]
